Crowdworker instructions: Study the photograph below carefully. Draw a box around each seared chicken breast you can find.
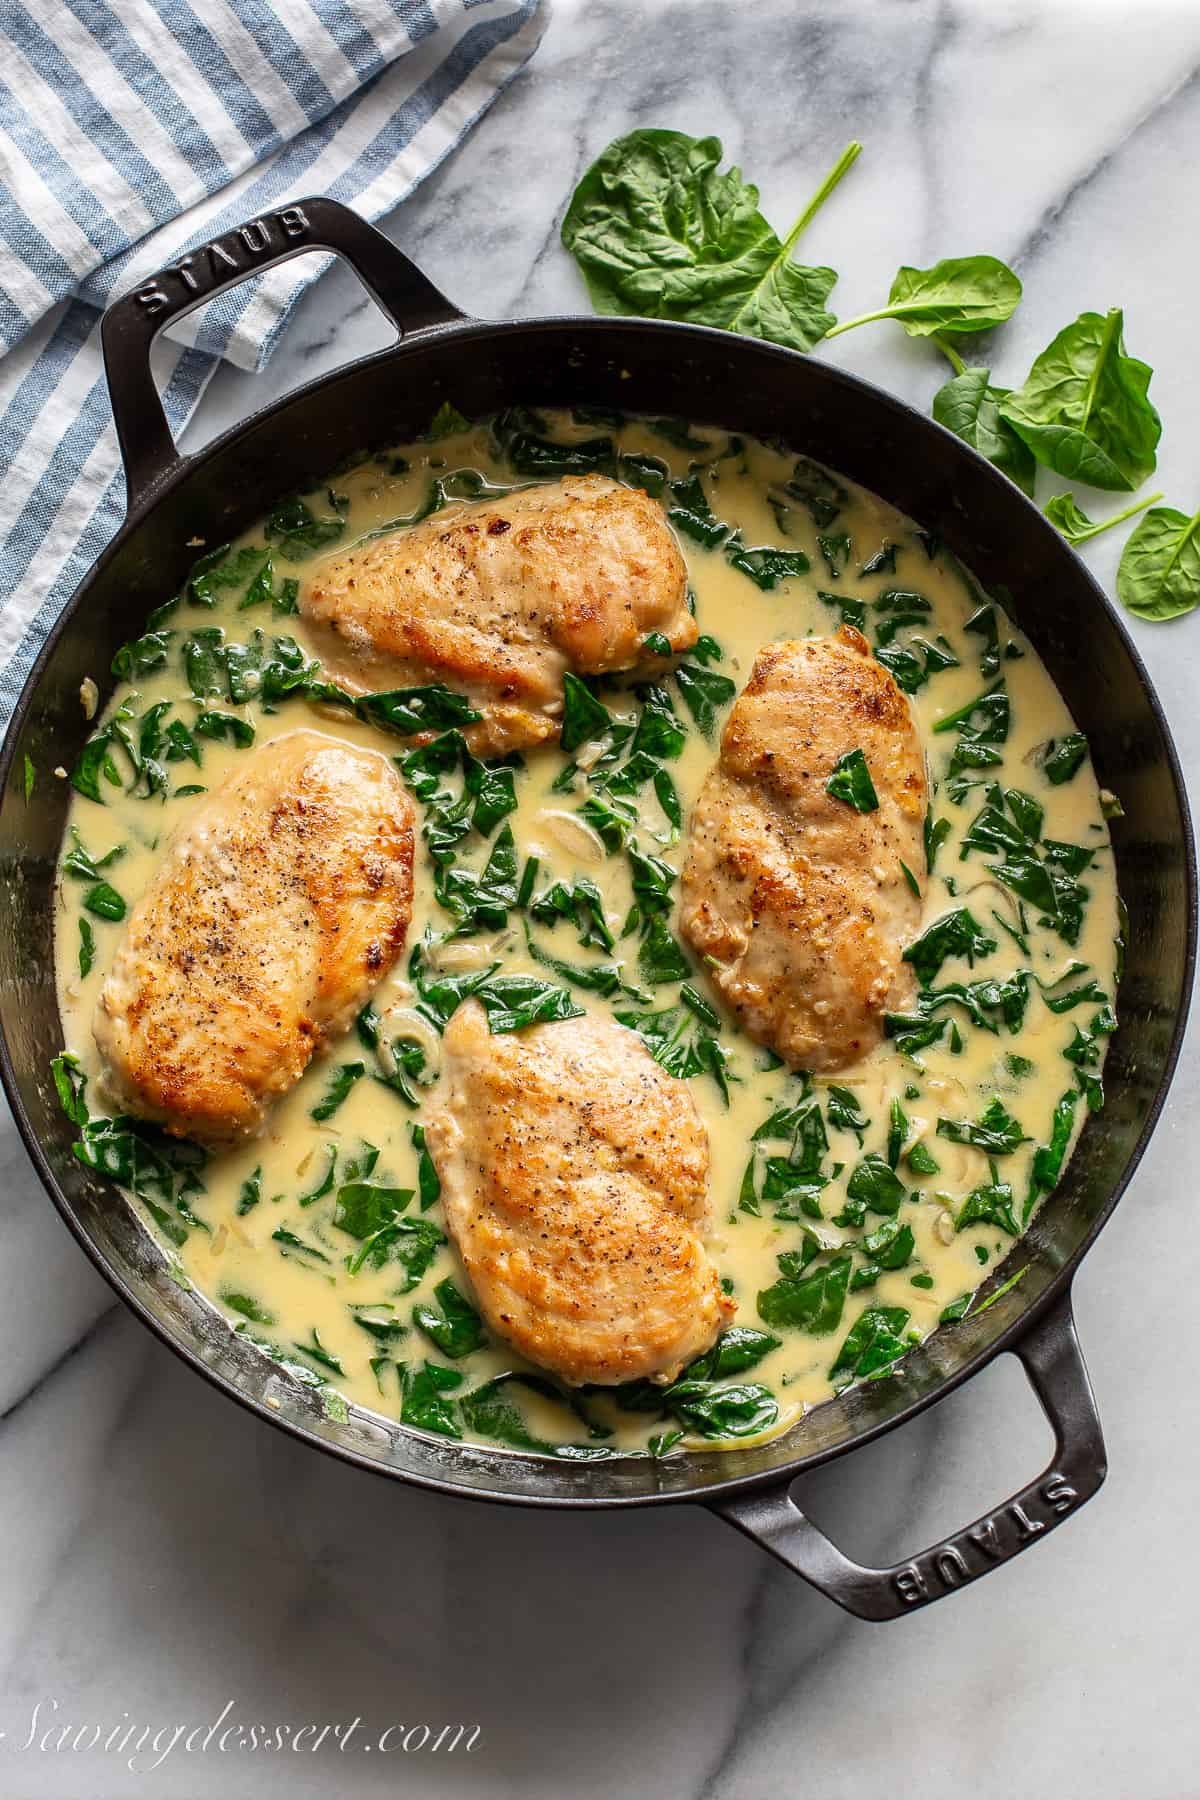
[301,474,696,756]
[424,1002,733,1387]
[680,626,926,1072]
[94,730,415,1146]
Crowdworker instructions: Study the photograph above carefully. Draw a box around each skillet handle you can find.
[710,1290,1106,1621]
[100,196,465,512]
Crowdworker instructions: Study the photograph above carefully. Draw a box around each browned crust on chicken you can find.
[301,474,696,756]
[680,626,927,1072]
[94,730,415,1145]
[423,1002,733,1387]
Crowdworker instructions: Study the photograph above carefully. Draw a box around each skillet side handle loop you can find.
[709,1289,1106,1621]
[100,195,465,513]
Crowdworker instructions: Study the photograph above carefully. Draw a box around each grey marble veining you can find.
[3,1,1200,1794]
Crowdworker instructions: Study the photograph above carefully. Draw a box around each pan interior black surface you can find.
[1,311,1191,1510]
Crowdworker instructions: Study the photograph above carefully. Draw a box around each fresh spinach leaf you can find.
[1045,489,1160,547]
[561,131,862,352]
[999,309,1161,491]
[1116,503,1200,621]
[932,364,1036,497]
[826,255,1021,341]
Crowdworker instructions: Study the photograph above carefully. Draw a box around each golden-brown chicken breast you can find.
[94,730,415,1146]
[423,1001,733,1387]
[301,474,696,756]
[680,626,926,1072]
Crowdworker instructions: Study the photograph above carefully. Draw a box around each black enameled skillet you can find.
[0,199,1192,1619]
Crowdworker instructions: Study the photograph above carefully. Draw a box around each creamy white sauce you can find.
[53,412,1119,1458]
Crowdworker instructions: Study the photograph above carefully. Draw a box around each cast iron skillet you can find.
[0,199,1193,1621]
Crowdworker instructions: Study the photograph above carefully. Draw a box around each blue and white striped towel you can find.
[0,0,545,733]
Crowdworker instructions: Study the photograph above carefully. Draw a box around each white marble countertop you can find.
[4,1,1200,1793]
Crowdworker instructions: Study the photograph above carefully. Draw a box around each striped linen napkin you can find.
[0,0,545,732]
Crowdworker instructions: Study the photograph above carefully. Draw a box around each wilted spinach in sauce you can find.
[51,408,1120,1458]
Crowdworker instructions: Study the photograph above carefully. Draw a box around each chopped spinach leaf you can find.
[308,1062,365,1122]
[672,660,737,736]
[903,907,997,985]
[846,1153,906,1217]
[1038,733,1089,785]
[956,1174,1019,1236]
[663,1379,779,1440]
[402,1361,463,1438]
[826,747,878,812]
[758,1253,851,1333]
[413,1277,486,1358]
[938,1096,1029,1155]
[830,1306,911,1380]
[264,493,347,560]
[560,672,615,754]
